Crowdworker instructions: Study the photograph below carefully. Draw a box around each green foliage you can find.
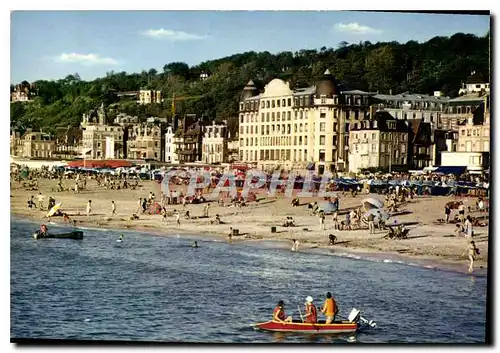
[11,32,489,137]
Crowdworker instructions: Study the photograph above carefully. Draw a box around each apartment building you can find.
[238,71,377,174]
[348,111,409,173]
[11,129,55,159]
[202,121,228,164]
[138,89,162,105]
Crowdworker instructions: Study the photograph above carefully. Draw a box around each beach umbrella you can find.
[364,209,389,222]
[318,201,338,214]
[362,198,384,209]
[46,203,62,217]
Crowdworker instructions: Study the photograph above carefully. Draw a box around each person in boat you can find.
[39,224,48,235]
[304,296,317,324]
[321,292,338,324]
[191,241,198,248]
[272,300,292,324]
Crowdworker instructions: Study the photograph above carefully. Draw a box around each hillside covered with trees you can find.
[11,32,490,135]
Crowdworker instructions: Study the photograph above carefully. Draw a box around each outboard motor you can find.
[348,308,377,328]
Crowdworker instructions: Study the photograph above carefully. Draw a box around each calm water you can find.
[11,218,487,343]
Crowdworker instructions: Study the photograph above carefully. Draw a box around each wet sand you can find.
[10,178,489,274]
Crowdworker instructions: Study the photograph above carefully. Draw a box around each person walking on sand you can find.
[136,198,142,214]
[175,211,181,226]
[462,240,480,273]
[86,200,92,216]
[228,227,233,244]
[37,193,44,211]
[204,203,210,218]
[367,213,376,235]
[444,204,451,223]
[319,212,326,230]
[458,202,465,223]
[332,211,339,230]
[464,215,473,239]
[111,201,116,216]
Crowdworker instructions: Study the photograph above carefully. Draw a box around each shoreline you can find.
[11,212,486,277]
[10,178,488,277]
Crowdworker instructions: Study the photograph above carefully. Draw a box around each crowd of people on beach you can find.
[12,162,489,273]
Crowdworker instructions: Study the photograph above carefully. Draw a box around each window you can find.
[304,136,308,145]
[332,136,337,145]
[467,129,471,136]
[295,111,298,120]
[261,101,265,108]
[476,84,481,89]
[354,111,359,119]
[299,124,303,132]
[288,98,292,106]
[320,112,326,119]
[282,99,286,106]
[240,115,244,123]
[266,113,270,122]
[371,133,376,139]
[287,111,291,120]
[272,112,275,121]
[320,122,325,132]
[321,97,326,104]
[461,129,465,136]
[305,123,308,132]
[484,129,489,137]
[299,111,303,119]
[381,144,385,153]
[277,100,281,108]
[277,112,280,121]
[320,135,325,145]
[272,100,275,108]
[266,101,270,108]
[371,144,376,152]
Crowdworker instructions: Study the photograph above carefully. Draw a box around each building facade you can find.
[457,94,490,153]
[441,151,490,174]
[11,129,55,159]
[53,126,83,160]
[202,121,228,164]
[238,71,377,174]
[348,111,409,173]
[373,92,448,130]
[458,71,490,95]
[164,125,175,163]
[139,90,162,105]
[81,104,124,159]
[126,123,163,160]
[173,116,204,164]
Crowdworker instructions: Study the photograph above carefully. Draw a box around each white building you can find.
[80,104,124,159]
[440,151,490,174]
[458,71,490,95]
[165,125,175,163]
[202,121,228,164]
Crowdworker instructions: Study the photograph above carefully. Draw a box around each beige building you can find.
[11,129,55,159]
[202,121,228,164]
[81,104,124,159]
[126,123,162,160]
[139,89,162,105]
[348,112,409,173]
[238,71,377,174]
[373,92,448,130]
[165,125,175,163]
[457,95,490,153]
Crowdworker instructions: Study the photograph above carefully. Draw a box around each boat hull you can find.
[253,320,358,334]
[33,231,84,240]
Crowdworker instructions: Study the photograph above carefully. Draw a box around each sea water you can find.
[10,218,487,343]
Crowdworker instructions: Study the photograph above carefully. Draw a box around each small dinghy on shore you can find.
[253,308,376,334]
[33,230,84,240]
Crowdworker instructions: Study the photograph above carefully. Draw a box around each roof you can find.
[66,160,134,168]
[293,86,316,96]
[434,166,467,175]
[448,94,485,104]
[341,90,374,95]
[466,72,487,84]
[244,94,261,101]
[374,93,449,102]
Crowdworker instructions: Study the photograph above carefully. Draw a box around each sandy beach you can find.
[10,177,489,273]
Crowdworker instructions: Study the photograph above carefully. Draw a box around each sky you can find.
[10,11,490,83]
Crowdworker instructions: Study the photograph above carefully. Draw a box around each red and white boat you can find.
[253,320,358,334]
[253,308,376,335]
